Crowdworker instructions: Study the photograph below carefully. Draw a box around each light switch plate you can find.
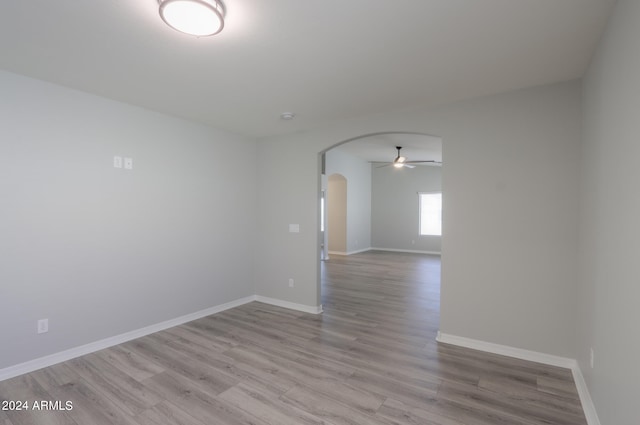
[124,157,133,170]
[289,224,300,233]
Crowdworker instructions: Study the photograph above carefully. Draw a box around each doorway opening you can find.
[326,173,347,256]
[317,132,443,313]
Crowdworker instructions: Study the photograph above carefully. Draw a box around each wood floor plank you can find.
[346,369,439,410]
[163,336,295,396]
[0,404,13,425]
[142,372,269,425]
[67,354,162,416]
[134,401,207,425]
[163,325,237,353]
[222,344,338,384]
[93,345,165,382]
[140,371,203,402]
[437,380,585,425]
[478,376,587,420]
[537,376,581,400]
[181,319,240,349]
[291,350,356,381]
[0,374,78,425]
[280,384,393,425]
[28,362,81,394]
[338,353,450,393]
[297,377,385,415]
[435,342,573,382]
[47,381,138,425]
[218,382,328,425]
[376,397,466,425]
[122,336,239,396]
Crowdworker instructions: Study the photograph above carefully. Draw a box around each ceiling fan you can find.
[375,146,441,169]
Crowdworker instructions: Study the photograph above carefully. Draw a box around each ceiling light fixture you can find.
[158,0,225,37]
[280,112,296,120]
[393,146,407,168]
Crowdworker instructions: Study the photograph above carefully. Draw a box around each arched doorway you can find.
[318,132,442,307]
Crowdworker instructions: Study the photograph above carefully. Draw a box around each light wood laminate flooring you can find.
[0,251,586,425]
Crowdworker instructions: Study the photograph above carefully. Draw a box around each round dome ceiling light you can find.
[280,112,296,120]
[158,0,225,37]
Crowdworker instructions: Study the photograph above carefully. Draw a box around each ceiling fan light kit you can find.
[393,149,407,168]
[393,146,409,168]
[158,0,225,37]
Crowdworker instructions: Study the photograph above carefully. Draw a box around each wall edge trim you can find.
[371,247,441,255]
[571,363,601,425]
[254,295,323,315]
[328,247,372,256]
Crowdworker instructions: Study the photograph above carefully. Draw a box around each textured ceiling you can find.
[0,0,615,138]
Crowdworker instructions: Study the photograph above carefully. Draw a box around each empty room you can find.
[1,1,638,424]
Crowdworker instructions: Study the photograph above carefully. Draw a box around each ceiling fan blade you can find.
[371,147,437,170]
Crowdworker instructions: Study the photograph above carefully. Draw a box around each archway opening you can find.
[318,132,443,314]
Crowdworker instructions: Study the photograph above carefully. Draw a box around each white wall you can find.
[0,70,257,369]
[325,149,372,254]
[579,0,640,423]
[372,164,442,253]
[255,81,581,358]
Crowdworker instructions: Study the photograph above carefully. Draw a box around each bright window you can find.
[419,192,442,236]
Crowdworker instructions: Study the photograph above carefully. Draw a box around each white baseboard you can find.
[571,364,601,425]
[0,295,255,382]
[327,248,372,256]
[254,295,323,315]
[327,250,348,256]
[346,247,372,255]
[436,332,600,425]
[371,247,441,256]
[436,332,575,368]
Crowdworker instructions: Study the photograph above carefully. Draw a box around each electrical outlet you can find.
[37,319,49,334]
[113,156,123,168]
[590,348,594,369]
[288,278,294,288]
